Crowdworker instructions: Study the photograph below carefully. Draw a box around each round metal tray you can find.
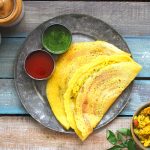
[15,14,132,133]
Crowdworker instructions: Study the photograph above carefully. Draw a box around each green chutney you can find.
[42,24,72,54]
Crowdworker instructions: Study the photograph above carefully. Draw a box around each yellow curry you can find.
[134,106,150,147]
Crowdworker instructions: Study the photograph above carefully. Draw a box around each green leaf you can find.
[106,130,117,145]
[106,128,135,150]
[117,143,126,148]
[116,132,124,142]
[118,128,132,137]
[107,145,122,150]
[122,141,128,147]
[127,139,136,150]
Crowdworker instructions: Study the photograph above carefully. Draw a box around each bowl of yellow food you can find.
[131,102,150,150]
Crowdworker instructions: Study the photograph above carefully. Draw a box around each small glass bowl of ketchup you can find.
[24,50,55,80]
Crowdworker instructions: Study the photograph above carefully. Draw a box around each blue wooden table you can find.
[0,1,149,149]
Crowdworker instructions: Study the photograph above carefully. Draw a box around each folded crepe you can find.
[46,41,130,130]
[64,58,141,140]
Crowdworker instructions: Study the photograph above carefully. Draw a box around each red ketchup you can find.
[25,50,55,80]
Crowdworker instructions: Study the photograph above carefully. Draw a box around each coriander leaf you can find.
[118,128,131,136]
[127,139,136,150]
[106,130,117,145]
[107,145,122,150]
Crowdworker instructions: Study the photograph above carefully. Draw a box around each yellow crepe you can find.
[46,41,130,130]
[65,60,141,140]
[64,55,133,140]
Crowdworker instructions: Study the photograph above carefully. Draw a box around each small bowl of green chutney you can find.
[42,24,72,54]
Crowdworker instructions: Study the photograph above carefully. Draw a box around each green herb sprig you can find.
[106,128,136,150]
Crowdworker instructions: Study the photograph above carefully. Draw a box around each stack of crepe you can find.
[46,41,142,140]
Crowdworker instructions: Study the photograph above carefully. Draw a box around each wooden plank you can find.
[124,36,150,78]
[121,80,150,116]
[0,36,149,78]
[1,2,150,37]
[0,79,27,114]
[0,38,24,78]
[0,79,149,115]
[0,116,141,150]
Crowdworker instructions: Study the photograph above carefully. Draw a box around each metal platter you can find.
[15,14,132,133]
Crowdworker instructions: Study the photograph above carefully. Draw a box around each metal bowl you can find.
[42,24,72,54]
[24,49,55,80]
